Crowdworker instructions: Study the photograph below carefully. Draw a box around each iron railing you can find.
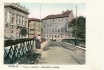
[4,38,36,64]
[62,39,85,48]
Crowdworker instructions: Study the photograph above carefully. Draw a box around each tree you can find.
[69,16,86,40]
[19,27,28,38]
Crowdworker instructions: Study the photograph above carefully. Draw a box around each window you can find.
[44,25,45,27]
[50,29,51,33]
[48,24,49,27]
[5,12,7,23]
[61,35,62,38]
[50,24,51,27]
[52,35,54,38]
[22,16,24,25]
[58,35,59,38]
[5,18,7,23]
[25,21,27,26]
[55,35,57,38]
[4,35,6,39]
[56,24,57,27]
[16,14,18,19]
[5,12,7,16]
[52,29,54,32]
[44,35,45,37]
[55,29,57,32]
[16,20,18,24]
[5,24,8,27]
[11,30,13,33]
[12,26,13,29]
[61,29,63,32]
[58,29,60,32]
[22,20,23,25]
[12,13,14,17]
[46,30,48,33]
[12,17,14,23]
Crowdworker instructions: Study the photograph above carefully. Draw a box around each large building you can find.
[28,18,42,38]
[4,3,29,40]
[42,10,74,41]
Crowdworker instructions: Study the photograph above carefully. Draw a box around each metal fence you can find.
[4,38,35,64]
[62,39,85,48]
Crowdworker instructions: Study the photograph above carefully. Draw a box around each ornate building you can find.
[42,10,74,41]
[28,18,42,38]
[4,3,29,40]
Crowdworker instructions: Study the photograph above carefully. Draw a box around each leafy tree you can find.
[69,16,86,40]
[19,27,28,38]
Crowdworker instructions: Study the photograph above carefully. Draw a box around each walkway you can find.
[38,41,85,65]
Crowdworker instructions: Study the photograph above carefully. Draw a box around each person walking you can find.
[36,34,41,49]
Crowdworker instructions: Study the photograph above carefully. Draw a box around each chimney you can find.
[62,11,64,13]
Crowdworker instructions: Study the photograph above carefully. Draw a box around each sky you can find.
[20,3,86,19]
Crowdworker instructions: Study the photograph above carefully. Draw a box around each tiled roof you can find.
[43,10,72,20]
[28,18,41,22]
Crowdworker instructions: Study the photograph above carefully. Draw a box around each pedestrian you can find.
[36,34,41,49]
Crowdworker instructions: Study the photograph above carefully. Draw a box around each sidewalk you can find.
[38,42,79,65]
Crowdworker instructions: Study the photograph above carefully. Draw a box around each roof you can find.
[4,3,29,14]
[28,18,42,22]
[43,10,72,20]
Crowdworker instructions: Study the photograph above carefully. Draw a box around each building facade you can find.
[28,18,42,38]
[4,3,29,40]
[42,10,74,41]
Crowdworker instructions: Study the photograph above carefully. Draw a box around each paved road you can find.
[38,41,85,65]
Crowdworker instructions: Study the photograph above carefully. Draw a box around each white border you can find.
[0,0,103,70]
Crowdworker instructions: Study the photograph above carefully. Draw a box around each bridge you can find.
[4,38,85,64]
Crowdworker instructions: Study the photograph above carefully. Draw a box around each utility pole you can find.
[75,5,77,45]
[40,5,41,36]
